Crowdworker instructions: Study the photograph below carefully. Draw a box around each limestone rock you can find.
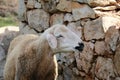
[71,2,83,9]
[75,21,82,27]
[19,23,37,34]
[35,1,41,9]
[40,0,58,12]
[105,26,120,53]
[72,4,96,20]
[84,75,93,80]
[0,58,5,80]
[95,57,115,80]
[62,66,84,80]
[50,13,64,26]
[27,0,35,9]
[80,18,90,26]
[102,16,120,32]
[95,41,106,55]
[56,0,72,12]
[84,17,105,41]
[72,68,80,76]
[27,9,49,32]
[87,0,117,7]
[64,13,74,22]
[90,63,96,79]
[94,9,120,17]
[27,0,41,9]
[18,0,27,21]
[75,42,94,73]
[63,67,73,80]
[0,29,19,54]
[73,0,117,7]
[114,44,120,75]
[94,6,117,11]
[0,44,6,80]
[0,46,5,61]
[72,0,117,7]
[56,53,75,66]
[115,77,120,80]
[72,0,87,3]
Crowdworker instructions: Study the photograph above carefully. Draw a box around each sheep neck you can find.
[33,34,57,79]
[36,34,54,61]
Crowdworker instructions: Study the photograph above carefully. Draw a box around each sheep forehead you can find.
[55,26,78,37]
[54,25,71,35]
[53,24,80,40]
[56,27,67,33]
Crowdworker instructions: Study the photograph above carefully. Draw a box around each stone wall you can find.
[0,0,18,16]
[18,0,120,80]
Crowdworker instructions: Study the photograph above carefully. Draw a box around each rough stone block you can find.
[84,17,105,40]
[27,9,49,32]
[95,57,115,80]
[72,4,96,20]
[50,13,64,26]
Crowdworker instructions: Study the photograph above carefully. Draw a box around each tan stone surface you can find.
[72,4,96,20]
[75,42,94,73]
[88,0,116,7]
[56,0,72,12]
[50,13,64,26]
[27,9,49,32]
[114,44,120,75]
[105,26,120,53]
[95,41,106,55]
[84,18,105,40]
[95,57,115,80]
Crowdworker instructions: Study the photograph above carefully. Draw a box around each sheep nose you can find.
[75,43,84,52]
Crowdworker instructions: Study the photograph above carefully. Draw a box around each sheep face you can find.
[46,24,84,53]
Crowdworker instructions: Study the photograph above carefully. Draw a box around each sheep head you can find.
[45,24,84,53]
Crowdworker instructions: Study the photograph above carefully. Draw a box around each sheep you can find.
[4,24,84,80]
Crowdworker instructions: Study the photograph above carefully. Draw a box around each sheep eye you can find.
[56,35,63,38]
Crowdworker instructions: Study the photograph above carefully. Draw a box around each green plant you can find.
[0,15,18,27]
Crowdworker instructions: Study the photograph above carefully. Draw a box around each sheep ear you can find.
[46,34,57,49]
